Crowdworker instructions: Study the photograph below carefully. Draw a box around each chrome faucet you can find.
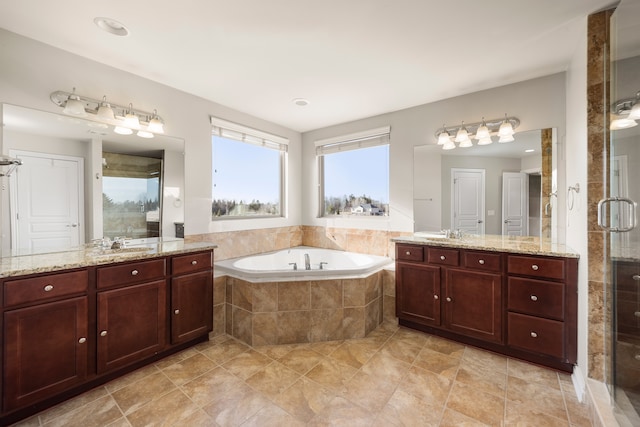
[304,253,311,270]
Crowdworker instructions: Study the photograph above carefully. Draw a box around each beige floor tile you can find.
[328,340,379,368]
[253,343,296,359]
[200,339,250,364]
[414,347,461,379]
[10,415,39,427]
[305,357,359,393]
[38,386,110,424]
[341,370,397,412]
[507,375,567,420]
[455,360,507,398]
[244,361,301,398]
[446,381,505,426]
[154,347,200,370]
[273,377,337,423]
[307,396,377,426]
[104,417,132,427]
[180,366,246,407]
[201,384,271,426]
[111,371,176,415]
[375,388,443,426]
[241,401,306,427]
[161,352,217,386]
[379,335,424,364]
[306,339,344,356]
[392,326,430,346]
[396,366,452,407]
[361,351,412,383]
[104,364,160,393]
[125,389,199,427]
[508,358,562,390]
[505,400,570,426]
[424,335,466,358]
[43,395,123,427]
[462,346,508,374]
[175,409,217,426]
[277,346,325,374]
[440,408,489,426]
[221,349,273,380]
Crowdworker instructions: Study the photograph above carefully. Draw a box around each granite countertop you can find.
[0,240,218,278]
[392,234,579,258]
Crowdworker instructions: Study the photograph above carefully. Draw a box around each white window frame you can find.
[211,116,288,220]
[315,126,390,218]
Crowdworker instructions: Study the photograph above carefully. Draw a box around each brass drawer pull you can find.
[191,260,198,265]
[531,265,539,271]
[131,269,139,276]
[530,295,538,302]
[440,255,446,261]
[478,259,485,265]
[43,284,54,292]
[530,332,538,338]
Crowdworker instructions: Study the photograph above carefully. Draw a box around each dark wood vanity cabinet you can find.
[396,243,577,371]
[0,249,214,423]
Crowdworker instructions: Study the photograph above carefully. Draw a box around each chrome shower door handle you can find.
[597,197,638,232]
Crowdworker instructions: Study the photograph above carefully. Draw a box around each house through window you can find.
[316,127,390,217]
[211,117,288,219]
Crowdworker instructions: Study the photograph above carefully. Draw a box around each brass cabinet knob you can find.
[191,260,198,265]
[478,259,485,265]
[440,255,446,261]
[174,309,180,314]
[531,265,539,271]
[100,330,108,337]
[405,251,411,255]
[78,337,87,344]
[434,295,439,300]
[530,332,538,338]
[446,297,452,302]
[131,269,139,276]
[44,284,54,292]
[530,295,538,301]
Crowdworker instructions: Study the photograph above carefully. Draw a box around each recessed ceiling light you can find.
[292,98,310,107]
[94,17,129,36]
[525,149,535,153]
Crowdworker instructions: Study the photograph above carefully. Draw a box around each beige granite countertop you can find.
[392,234,579,258]
[0,240,218,278]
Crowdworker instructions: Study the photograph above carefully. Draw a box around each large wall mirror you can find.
[0,104,185,256]
[413,128,557,240]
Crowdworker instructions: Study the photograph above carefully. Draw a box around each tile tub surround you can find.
[13,324,593,427]
[224,271,384,346]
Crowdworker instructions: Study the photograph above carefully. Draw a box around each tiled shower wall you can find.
[188,225,402,337]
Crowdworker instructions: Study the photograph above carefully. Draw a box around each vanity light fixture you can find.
[50,89,166,138]
[434,115,520,150]
[611,91,640,130]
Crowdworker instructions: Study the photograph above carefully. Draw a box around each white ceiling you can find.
[0,0,615,132]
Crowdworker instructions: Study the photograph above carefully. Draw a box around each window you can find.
[316,127,390,217]
[211,117,287,219]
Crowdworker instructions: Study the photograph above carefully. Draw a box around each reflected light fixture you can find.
[434,115,519,150]
[611,91,640,130]
[51,89,166,138]
[62,88,87,117]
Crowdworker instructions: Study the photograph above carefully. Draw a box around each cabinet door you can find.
[171,271,213,344]
[97,280,167,374]
[4,297,88,411]
[445,268,502,343]
[396,262,441,326]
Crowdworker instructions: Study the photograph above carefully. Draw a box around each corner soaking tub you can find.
[215,246,392,282]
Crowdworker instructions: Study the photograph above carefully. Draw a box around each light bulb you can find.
[477,136,493,145]
[475,118,490,139]
[63,88,87,117]
[114,126,133,135]
[96,96,115,120]
[442,141,456,150]
[137,130,154,138]
[437,129,450,145]
[499,114,514,136]
[498,134,515,143]
[459,139,473,148]
[123,103,140,128]
[454,123,469,143]
[611,118,638,130]
[628,103,640,121]
[147,110,165,133]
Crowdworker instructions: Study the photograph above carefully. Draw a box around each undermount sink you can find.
[413,231,449,239]
[89,247,152,257]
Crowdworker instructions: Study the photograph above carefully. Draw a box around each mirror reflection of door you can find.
[451,168,485,234]
[9,150,84,252]
[102,152,162,241]
[501,172,528,236]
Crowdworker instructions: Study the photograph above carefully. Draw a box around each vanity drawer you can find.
[615,262,640,292]
[396,245,424,262]
[172,251,212,275]
[508,277,564,320]
[427,248,459,266]
[508,312,564,359]
[97,259,166,289]
[462,251,502,272]
[507,255,565,280]
[4,270,88,307]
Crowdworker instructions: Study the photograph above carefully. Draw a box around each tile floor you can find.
[12,323,592,426]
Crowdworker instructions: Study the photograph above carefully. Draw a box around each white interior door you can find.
[502,172,528,236]
[10,151,84,252]
[451,168,485,234]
